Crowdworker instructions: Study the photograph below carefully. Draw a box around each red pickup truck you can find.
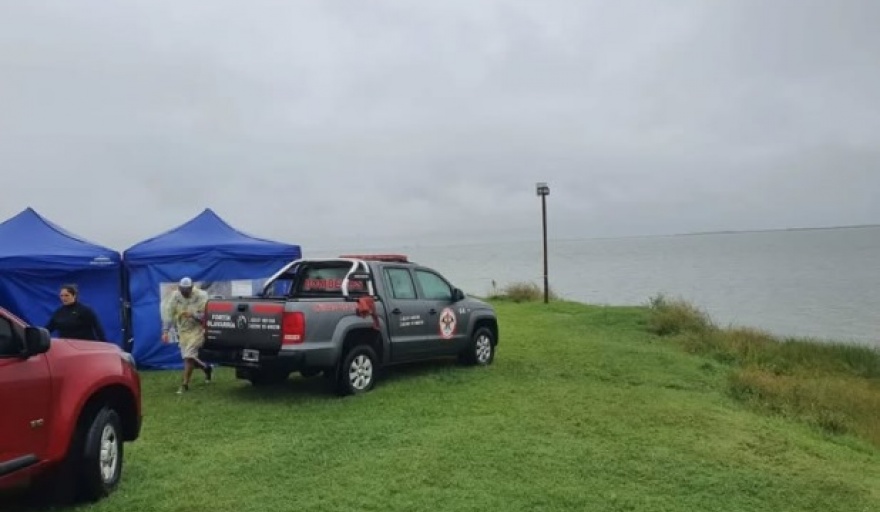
[0,306,142,505]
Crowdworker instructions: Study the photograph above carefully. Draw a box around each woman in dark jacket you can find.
[46,284,107,341]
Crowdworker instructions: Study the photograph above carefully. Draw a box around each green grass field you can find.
[11,300,880,511]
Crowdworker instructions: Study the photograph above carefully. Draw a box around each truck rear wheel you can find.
[336,345,378,396]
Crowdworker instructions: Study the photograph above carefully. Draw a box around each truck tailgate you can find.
[203,299,285,352]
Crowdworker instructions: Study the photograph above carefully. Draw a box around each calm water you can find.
[312,227,880,346]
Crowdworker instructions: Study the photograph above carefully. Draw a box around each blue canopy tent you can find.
[0,208,124,346]
[123,208,302,369]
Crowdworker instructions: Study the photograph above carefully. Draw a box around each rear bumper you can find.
[199,345,337,371]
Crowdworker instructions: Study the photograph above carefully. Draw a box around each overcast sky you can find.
[2,0,878,252]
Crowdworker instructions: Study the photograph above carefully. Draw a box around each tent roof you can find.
[123,208,301,264]
[0,207,120,268]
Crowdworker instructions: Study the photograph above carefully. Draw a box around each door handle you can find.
[391,308,401,315]
[429,309,437,315]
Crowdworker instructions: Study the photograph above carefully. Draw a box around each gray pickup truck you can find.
[198,255,498,395]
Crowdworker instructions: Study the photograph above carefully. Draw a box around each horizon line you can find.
[304,222,880,252]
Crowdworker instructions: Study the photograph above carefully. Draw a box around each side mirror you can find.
[23,327,51,357]
[452,288,465,302]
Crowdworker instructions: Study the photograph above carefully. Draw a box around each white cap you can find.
[179,277,193,288]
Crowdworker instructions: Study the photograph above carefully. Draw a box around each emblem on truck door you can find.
[439,308,457,339]
[236,315,248,329]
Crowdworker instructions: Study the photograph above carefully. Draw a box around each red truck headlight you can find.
[121,351,137,369]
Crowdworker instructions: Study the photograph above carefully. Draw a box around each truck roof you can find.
[258,255,421,298]
[337,254,410,263]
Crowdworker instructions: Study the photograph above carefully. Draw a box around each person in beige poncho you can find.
[162,277,213,394]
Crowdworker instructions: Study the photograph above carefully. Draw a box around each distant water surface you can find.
[312,227,880,346]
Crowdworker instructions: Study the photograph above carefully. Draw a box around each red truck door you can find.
[0,316,52,476]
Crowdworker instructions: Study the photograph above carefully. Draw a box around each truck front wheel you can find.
[461,327,495,366]
[41,405,124,505]
[78,406,124,501]
[336,345,378,396]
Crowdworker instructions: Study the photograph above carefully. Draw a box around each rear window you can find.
[262,279,293,297]
[264,263,371,297]
[301,265,367,294]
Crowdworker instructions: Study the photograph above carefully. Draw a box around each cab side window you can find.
[265,278,293,297]
[415,270,452,301]
[384,268,417,300]
[0,317,20,357]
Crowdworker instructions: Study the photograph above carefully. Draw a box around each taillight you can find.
[281,311,305,345]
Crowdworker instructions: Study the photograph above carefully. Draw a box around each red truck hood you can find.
[55,338,124,354]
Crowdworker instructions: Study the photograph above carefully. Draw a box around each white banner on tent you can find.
[230,280,253,297]
[158,277,270,318]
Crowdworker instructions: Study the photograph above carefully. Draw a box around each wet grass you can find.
[4,299,879,511]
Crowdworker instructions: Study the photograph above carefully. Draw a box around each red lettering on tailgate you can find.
[206,301,233,312]
[251,303,284,314]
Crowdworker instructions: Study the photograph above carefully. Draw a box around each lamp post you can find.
[536,182,550,304]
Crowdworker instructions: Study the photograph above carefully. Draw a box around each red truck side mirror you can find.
[23,326,51,357]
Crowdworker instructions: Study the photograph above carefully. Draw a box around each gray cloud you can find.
[2,0,878,251]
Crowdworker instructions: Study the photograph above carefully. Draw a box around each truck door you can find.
[413,268,472,356]
[0,317,51,477]
[381,267,433,361]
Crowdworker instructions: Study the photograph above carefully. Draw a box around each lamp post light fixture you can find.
[536,182,550,304]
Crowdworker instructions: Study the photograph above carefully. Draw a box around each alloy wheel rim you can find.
[476,334,492,363]
[99,424,119,482]
[349,354,374,390]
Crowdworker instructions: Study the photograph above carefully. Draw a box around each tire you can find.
[336,345,378,396]
[77,407,124,502]
[462,327,495,366]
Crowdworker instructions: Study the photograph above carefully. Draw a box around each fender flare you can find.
[331,314,390,363]
[46,377,139,461]
[467,312,499,344]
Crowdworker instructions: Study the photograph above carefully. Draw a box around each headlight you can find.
[121,351,137,368]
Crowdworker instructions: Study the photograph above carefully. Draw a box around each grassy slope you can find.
[17,301,880,511]
[646,294,880,447]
